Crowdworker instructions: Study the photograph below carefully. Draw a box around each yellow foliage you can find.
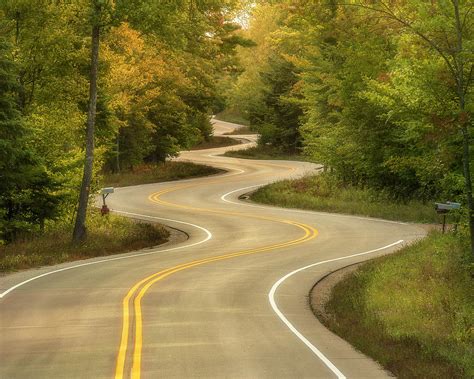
[102,22,191,125]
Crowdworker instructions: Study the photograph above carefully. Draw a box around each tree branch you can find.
[338,1,460,86]
[460,3,473,33]
[464,63,474,97]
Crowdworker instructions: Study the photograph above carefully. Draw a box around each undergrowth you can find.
[223,145,306,162]
[103,161,222,188]
[214,110,250,126]
[251,173,438,223]
[320,232,473,378]
[190,136,241,150]
[0,211,169,273]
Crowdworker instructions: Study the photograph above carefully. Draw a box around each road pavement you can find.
[0,119,426,378]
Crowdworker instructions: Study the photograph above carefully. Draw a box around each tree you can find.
[224,3,284,121]
[0,0,247,244]
[349,0,474,255]
[224,3,304,152]
[251,55,303,153]
[74,0,246,241]
[237,2,472,226]
[0,37,61,241]
[295,2,404,188]
[72,0,104,243]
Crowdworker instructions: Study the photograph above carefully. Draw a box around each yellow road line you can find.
[115,221,316,379]
[115,167,318,379]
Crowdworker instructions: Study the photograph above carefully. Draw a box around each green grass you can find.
[223,126,258,135]
[214,109,249,126]
[318,232,473,378]
[223,145,307,162]
[0,212,169,273]
[190,136,241,150]
[103,161,222,188]
[251,173,439,223]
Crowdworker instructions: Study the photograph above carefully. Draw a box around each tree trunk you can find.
[116,133,120,173]
[72,22,100,244]
[461,125,474,257]
[453,0,474,257]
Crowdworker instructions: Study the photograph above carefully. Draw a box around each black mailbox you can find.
[434,202,461,233]
[435,202,461,214]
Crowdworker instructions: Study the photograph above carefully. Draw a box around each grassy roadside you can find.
[251,173,438,223]
[317,232,473,378]
[0,212,169,273]
[103,161,222,188]
[246,163,471,376]
[190,136,241,150]
[223,145,307,162]
[1,162,222,273]
[214,110,250,126]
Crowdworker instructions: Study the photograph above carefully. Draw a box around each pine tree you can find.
[0,38,61,241]
[252,55,303,153]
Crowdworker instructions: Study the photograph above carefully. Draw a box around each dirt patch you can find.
[309,263,363,322]
[163,225,189,246]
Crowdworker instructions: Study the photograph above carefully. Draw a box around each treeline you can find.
[226,0,473,202]
[0,0,248,242]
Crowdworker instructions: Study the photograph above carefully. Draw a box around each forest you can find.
[0,0,250,244]
[224,0,473,253]
[0,0,473,251]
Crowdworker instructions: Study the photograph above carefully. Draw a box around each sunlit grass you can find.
[103,161,222,188]
[0,212,169,273]
[223,145,307,162]
[321,232,473,378]
[251,173,438,223]
[190,136,241,150]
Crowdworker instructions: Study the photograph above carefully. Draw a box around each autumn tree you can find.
[74,0,247,242]
[0,0,253,244]
[347,0,474,254]
[229,1,472,256]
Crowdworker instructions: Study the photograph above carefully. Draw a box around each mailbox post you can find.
[100,187,114,215]
[435,202,461,233]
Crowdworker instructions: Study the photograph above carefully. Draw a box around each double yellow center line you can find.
[114,179,318,379]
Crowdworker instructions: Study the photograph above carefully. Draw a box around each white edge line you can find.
[221,186,408,225]
[0,211,212,299]
[268,239,404,379]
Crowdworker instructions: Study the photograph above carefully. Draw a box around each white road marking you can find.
[268,240,404,379]
[212,165,245,176]
[0,213,212,299]
[220,185,263,201]
[221,186,409,225]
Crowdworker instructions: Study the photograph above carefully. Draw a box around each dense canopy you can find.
[0,0,248,241]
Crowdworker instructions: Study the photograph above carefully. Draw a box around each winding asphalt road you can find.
[0,119,426,378]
